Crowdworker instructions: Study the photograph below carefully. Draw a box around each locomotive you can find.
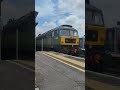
[36,25,80,54]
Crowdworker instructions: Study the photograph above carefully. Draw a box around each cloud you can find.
[42,21,57,30]
[58,0,85,16]
[35,0,85,37]
[36,26,42,37]
[35,0,55,17]
[35,21,57,36]
[58,15,85,37]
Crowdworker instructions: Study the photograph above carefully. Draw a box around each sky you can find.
[35,0,85,37]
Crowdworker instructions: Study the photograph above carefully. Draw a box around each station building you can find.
[0,2,37,60]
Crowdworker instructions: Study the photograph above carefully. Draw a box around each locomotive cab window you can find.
[94,12,103,25]
[60,30,69,36]
[86,10,104,26]
[70,30,78,36]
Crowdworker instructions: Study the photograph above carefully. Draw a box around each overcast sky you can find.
[91,0,120,28]
[35,0,85,37]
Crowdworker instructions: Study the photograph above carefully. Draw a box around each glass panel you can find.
[70,30,78,36]
[52,31,54,37]
[94,12,103,25]
[54,30,58,37]
[60,30,69,36]
[86,10,104,26]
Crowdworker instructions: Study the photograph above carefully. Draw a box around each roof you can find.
[37,25,77,38]
[4,11,38,29]
[86,3,102,12]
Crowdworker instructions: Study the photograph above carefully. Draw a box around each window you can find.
[52,31,54,37]
[94,12,103,25]
[70,30,78,36]
[54,30,58,37]
[86,10,104,26]
[60,30,69,36]
[47,33,52,38]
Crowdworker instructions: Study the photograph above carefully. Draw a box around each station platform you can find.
[36,51,120,90]
[0,60,34,90]
[86,70,120,90]
[35,51,85,90]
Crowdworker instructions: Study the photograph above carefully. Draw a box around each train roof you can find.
[37,25,78,38]
[86,3,102,12]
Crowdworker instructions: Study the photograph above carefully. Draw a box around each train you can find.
[85,0,106,72]
[86,0,120,73]
[36,25,80,55]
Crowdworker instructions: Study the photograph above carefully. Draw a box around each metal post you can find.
[35,36,36,52]
[0,29,1,61]
[41,38,43,51]
[0,16,3,61]
[16,29,18,60]
[83,36,85,49]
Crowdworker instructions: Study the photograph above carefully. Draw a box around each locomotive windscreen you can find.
[60,29,78,36]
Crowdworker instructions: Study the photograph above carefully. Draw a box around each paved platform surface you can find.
[0,60,35,90]
[11,60,35,70]
[13,60,35,67]
[35,51,85,90]
[86,71,120,90]
[36,51,120,90]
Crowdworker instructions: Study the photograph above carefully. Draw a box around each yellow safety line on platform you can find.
[40,52,85,72]
[86,78,120,90]
[44,51,85,68]
[7,60,34,72]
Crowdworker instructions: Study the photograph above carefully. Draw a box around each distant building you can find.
[80,36,85,49]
